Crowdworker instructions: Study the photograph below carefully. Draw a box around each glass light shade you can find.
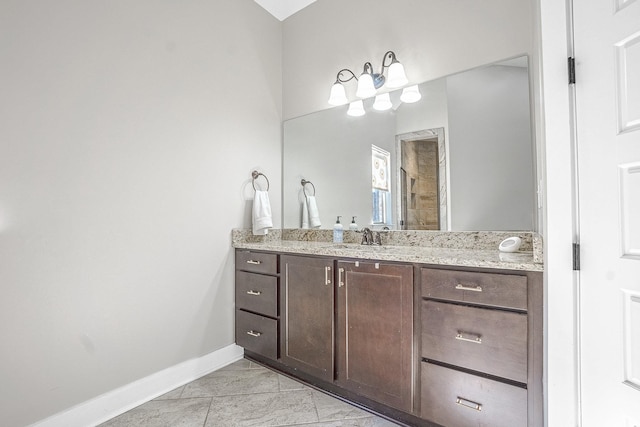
[328,82,348,106]
[373,93,392,111]
[386,61,408,88]
[356,73,376,98]
[347,100,366,117]
[400,85,421,103]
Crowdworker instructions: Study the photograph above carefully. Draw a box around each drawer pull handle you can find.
[455,331,482,344]
[456,396,482,411]
[246,330,262,337]
[246,260,262,265]
[246,290,262,296]
[455,284,483,292]
[338,268,345,287]
[325,266,332,285]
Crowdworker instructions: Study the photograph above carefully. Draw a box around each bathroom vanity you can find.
[233,229,543,427]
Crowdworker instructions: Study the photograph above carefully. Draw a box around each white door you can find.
[574,0,640,425]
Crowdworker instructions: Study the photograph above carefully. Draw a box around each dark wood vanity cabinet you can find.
[234,249,543,427]
[420,267,543,427]
[234,250,279,360]
[280,254,334,381]
[335,261,414,412]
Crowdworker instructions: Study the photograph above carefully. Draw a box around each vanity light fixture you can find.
[328,72,351,106]
[328,50,409,107]
[373,93,393,111]
[400,85,422,103]
[347,100,366,116]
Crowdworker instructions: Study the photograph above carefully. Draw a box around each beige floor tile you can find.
[101,358,402,427]
[99,397,211,427]
[204,390,318,426]
[311,390,372,421]
[218,358,262,371]
[153,385,185,400]
[278,373,310,391]
[181,367,279,398]
[287,418,400,427]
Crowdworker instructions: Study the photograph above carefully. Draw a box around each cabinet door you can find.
[280,255,334,381]
[336,261,414,412]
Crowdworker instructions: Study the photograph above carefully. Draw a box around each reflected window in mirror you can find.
[372,145,392,226]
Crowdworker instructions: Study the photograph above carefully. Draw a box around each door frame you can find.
[537,0,582,425]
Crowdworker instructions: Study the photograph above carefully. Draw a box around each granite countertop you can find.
[232,229,543,272]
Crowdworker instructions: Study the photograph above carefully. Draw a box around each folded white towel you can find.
[252,190,273,235]
[307,196,321,228]
[301,200,309,229]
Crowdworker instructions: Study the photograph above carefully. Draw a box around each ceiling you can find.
[254,0,317,21]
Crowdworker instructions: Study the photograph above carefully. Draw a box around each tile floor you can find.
[99,358,399,427]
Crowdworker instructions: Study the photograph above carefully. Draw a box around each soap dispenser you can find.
[349,216,359,231]
[333,216,343,243]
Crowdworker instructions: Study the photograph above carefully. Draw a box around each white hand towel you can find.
[301,200,309,229]
[252,190,273,235]
[307,195,321,228]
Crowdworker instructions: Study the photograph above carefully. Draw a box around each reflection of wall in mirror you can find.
[447,64,534,231]
[283,106,396,229]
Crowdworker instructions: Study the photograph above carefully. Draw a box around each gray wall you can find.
[283,0,533,120]
[0,1,282,425]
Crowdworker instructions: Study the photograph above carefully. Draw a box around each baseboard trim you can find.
[30,344,244,427]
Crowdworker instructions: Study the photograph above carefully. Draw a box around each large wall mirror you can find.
[283,56,536,231]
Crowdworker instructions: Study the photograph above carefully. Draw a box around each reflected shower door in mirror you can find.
[283,56,536,231]
[396,128,447,230]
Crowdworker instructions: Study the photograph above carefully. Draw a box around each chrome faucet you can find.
[360,228,382,246]
[373,231,382,246]
[361,228,373,245]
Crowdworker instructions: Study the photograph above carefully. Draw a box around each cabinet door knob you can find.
[246,330,262,337]
[246,290,262,296]
[338,268,345,287]
[455,284,483,292]
[246,260,262,265]
[456,396,482,411]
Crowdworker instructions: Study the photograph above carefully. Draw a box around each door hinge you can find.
[568,57,576,84]
[573,243,580,271]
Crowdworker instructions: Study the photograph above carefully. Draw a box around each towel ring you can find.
[252,171,270,191]
[301,179,316,197]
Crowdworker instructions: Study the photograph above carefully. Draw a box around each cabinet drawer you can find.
[236,250,278,275]
[235,271,278,317]
[421,362,527,427]
[421,268,527,310]
[235,310,278,360]
[422,300,527,383]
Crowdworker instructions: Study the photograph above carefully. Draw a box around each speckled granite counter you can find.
[232,229,543,272]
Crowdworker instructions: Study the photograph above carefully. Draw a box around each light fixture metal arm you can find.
[335,68,358,84]
[379,50,399,74]
[362,62,375,75]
